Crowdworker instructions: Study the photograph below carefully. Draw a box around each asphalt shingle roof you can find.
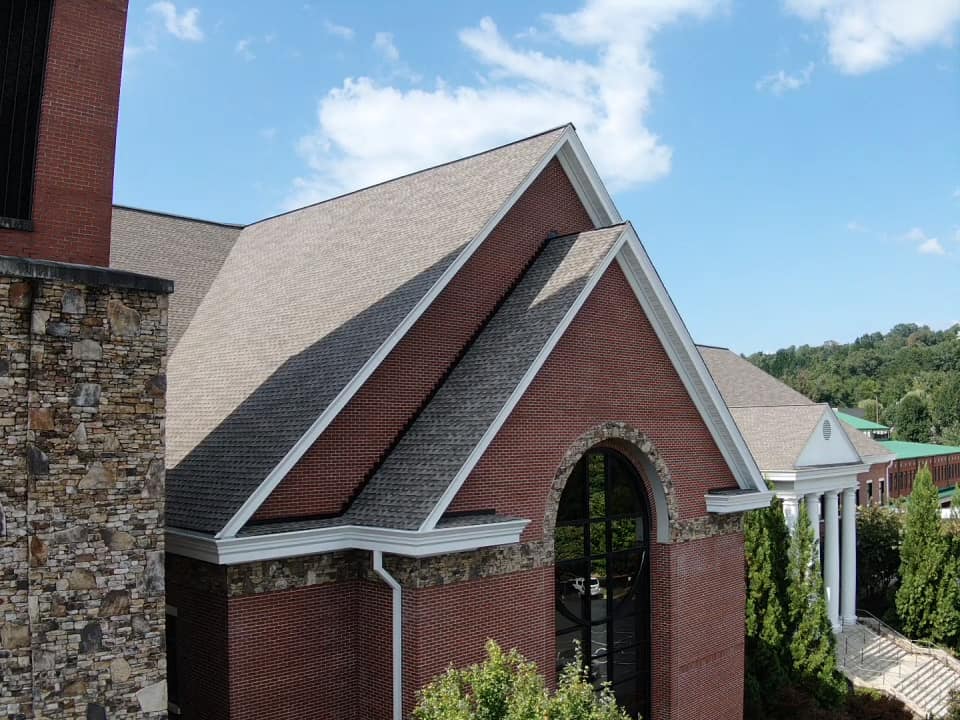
[343,225,626,530]
[697,346,813,408]
[110,207,241,351]
[149,127,567,533]
[728,404,827,472]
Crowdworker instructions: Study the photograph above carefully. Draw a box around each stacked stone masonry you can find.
[0,273,169,719]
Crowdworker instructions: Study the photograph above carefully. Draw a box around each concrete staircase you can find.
[837,616,960,718]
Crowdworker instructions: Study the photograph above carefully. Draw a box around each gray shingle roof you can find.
[343,225,626,530]
[697,346,813,408]
[729,404,827,472]
[110,207,241,351]
[840,420,894,459]
[159,127,568,533]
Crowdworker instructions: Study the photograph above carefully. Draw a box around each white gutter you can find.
[373,550,403,720]
[166,519,529,565]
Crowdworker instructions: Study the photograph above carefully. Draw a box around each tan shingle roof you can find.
[697,346,813,408]
[110,207,241,350]
[729,404,827,472]
[151,127,568,532]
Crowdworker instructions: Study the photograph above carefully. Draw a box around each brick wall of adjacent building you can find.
[448,261,740,536]
[0,0,127,266]
[888,452,960,500]
[0,266,169,719]
[253,158,594,522]
[856,460,890,506]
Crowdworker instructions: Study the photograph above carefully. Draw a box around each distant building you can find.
[881,440,960,503]
[836,410,891,440]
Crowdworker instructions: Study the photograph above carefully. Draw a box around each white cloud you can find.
[373,32,400,62]
[148,2,204,42]
[905,227,947,255]
[784,0,960,74]
[756,62,815,93]
[846,220,867,232]
[235,38,255,61]
[325,20,355,41]
[287,0,723,208]
[919,237,946,255]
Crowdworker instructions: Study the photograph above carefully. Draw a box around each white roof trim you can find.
[796,407,863,468]
[419,224,770,530]
[168,519,529,565]
[615,232,768,495]
[705,490,775,513]
[217,126,618,539]
[418,230,629,531]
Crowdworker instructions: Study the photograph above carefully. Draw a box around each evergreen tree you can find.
[743,496,791,714]
[934,547,960,649]
[896,465,944,639]
[786,502,847,708]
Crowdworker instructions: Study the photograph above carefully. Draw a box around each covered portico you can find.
[773,468,865,631]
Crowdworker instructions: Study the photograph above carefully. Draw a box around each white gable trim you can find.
[419,224,769,531]
[796,407,863,468]
[614,233,768,495]
[217,127,619,539]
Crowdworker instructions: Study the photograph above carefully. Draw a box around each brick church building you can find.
[114,127,775,717]
[0,2,783,719]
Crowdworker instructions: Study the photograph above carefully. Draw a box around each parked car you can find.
[572,576,602,596]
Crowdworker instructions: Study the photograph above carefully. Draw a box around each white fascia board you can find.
[614,232,768,495]
[417,231,629,532]
[217,127,617,539]
[705,490,775,513]
[168,519,530,566]
[766,465,868,495]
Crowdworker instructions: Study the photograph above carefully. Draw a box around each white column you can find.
[805,492,821,559]
[841,487,858,627]
[823,490,841,632]
[781,494,801,531]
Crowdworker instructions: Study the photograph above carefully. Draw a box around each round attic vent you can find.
[823,419,832,440]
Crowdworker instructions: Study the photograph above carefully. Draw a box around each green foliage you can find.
[890,394,932,442]
[896,465,945,640]
[787,503,847,709]
[856,506,902,615]
[748,324,960,444]
[744,495,791,714]
[413,640,631,720]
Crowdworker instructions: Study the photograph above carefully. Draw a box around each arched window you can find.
[555,448,650,718]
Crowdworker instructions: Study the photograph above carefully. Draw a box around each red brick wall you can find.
[856,461,889,506]
[254,158,594,522]
[888,452,960,500]
[166,556,231,720]
[401,566,554,715]
[0,0,126,266]
[226,579,391,720]
[448,262,739,537]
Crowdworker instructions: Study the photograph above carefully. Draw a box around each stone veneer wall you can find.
[0,259,171,719]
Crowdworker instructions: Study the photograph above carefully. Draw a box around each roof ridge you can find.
[113,204,244,229]
[246,124,573,228]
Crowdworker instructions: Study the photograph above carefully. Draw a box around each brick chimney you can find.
[0,0,128,266]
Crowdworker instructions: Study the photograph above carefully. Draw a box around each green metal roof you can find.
[835,411,889,432]
[939,486,956,501]
[878,440,960,460]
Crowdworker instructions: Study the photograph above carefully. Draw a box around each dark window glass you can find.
[555,449,650,719]
[0,0,53,223]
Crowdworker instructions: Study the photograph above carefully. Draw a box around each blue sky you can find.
[115,0,960,354]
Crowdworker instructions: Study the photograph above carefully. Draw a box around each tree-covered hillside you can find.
[747,323,960,445]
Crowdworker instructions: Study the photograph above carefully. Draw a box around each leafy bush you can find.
[413,640,631,720]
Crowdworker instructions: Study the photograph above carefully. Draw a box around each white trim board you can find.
[419,224,770,531]
[796,407,862,468]
[168,519,530,565]
[217,127,619,539]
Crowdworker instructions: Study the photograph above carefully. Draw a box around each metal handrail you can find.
[855,609,960,681]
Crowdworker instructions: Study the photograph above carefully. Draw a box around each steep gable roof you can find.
[160,126,624,535]
[343,225,627,530]
[697,346,813,408]
[110,207,241,350]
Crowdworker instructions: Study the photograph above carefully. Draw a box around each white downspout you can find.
[373,549,403,720]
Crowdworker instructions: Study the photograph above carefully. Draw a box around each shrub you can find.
[413,640,631,720]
